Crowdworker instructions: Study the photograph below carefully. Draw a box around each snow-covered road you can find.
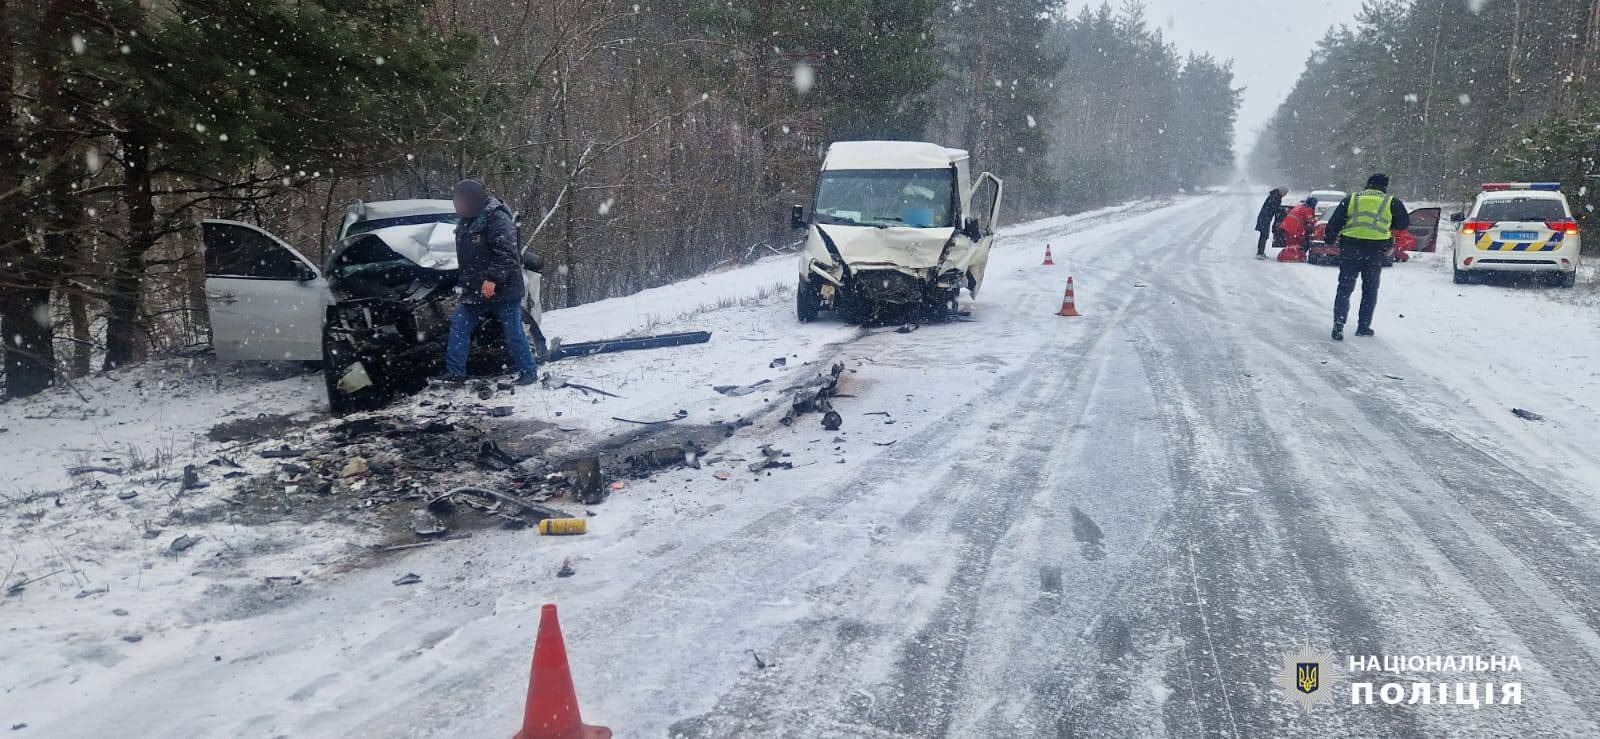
[10,192,1600,736]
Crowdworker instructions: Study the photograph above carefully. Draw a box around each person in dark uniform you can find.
[442,179,539,384]
[1255,186,1287,258]
[1324,173,1409,341]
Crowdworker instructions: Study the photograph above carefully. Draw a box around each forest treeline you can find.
[1252,0,1600,218]
[0,0,1239,398]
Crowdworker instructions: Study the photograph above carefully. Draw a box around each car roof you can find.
[822,141,968,171]
[349,199,456,222]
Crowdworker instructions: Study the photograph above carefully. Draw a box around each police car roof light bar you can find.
[1480,182,1562,191]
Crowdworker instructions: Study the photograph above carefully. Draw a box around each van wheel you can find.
[797,278,820,322]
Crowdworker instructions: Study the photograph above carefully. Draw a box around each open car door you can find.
[1407,207,1441,252]
[967,171,1004,295]
[202,220,330,361]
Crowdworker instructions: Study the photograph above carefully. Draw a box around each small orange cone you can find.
[1056,276,1083,317]
[1042,243,1055,265]
[514,605,612,739]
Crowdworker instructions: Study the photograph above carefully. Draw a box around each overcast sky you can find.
[1059,0,1363,162]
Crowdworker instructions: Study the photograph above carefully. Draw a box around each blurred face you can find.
[453,193,480,217]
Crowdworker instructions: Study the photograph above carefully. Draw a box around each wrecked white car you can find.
[201,199,544,414]
[792,141,1003,321]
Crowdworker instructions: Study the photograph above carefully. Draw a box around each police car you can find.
[1450,183,1581,287]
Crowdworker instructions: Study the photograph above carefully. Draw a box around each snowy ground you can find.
[7,192,1600,736]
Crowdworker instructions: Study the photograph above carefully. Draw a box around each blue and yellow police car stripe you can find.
[1475,232,1564,252]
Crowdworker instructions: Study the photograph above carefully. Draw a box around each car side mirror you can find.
[962,217,982,240]
[790,204,806,230]
[1449,212,1465,223]
[295,265,318,283]
[521,251,544,273]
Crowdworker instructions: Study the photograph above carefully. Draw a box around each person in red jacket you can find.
[1277,197,1317,261]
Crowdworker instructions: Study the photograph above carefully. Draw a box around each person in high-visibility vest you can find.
[1324,173,1410,341]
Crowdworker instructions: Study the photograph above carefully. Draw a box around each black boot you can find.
[1354,326,1375,337]
[1331,325,1344,341]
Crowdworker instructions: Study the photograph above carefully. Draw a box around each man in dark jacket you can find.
[1255,186,1286,258]
[1324,173,1409,341]
[443,179,539,384]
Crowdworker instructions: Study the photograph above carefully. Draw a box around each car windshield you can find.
[345,213,459,236]
[1474,198,1567,222]
[813,169,955,228]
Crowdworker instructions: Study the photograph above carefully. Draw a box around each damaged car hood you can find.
[817,224,956,271]
[326,221,462,302]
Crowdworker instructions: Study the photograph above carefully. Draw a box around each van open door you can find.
[201,220,330,361]
[966,172,1004,295]
[1407,207,1441,252]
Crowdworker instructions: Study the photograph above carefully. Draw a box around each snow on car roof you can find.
[1477,189,1566,200]
[822,141,967,171]
[351,198,456,221]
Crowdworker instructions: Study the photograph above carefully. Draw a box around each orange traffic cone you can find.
[514,605,612,739]
[1056,276,1083,317]
[1042,243,1055,265]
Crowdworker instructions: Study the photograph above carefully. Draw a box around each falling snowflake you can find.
[1458,94,1472,105]
[793,63,815,95]
[598,198,615,216]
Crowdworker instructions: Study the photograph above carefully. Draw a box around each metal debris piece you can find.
[769,357,787,368]
[75,586,108,599]
[112,608,129,616]
[116,491,138,501]
[67,465,123,476]
[392,573,422,586]
[713,379,771,396]
[122,634,143,643]
[546,330,712,362]
[180,464,206,491]
[611,410,689,425]
[746,649,768,669]
[748,445,794,472]
[264,576,303,586]
[410,510,450,537]
[1511,408,1546,422]
[780,363,846,426]
[713,470,733,480]
[895,324,918,334]
[169,535,200,553]
[821,411,843,431]
[476,440,520,471]
[556,559,576,578]
[259,446,306,459]
[489,406,515,418]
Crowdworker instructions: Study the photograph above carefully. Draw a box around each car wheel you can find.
[1557,271,1577,288]
[1452,254,1468,284]
[796,278,821,322]
[321,329,353,416]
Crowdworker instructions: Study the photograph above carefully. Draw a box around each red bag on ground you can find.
[1277,244,1307,262]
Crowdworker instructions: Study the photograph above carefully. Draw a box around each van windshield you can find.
[814,169,955,228]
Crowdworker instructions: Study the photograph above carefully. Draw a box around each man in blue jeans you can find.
[443,179,539,385]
